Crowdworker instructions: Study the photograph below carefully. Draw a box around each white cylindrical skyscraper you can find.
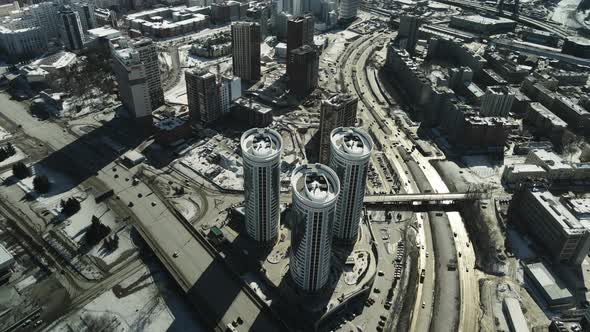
[329,127,373,243]
[241,128,283,244]
[290,163,340,292]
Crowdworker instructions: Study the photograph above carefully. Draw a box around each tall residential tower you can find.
[111,38,163,126]
[328,127,373,243]
[290,163,340,292]
[286,14,314,58]
[59,6,85,50]
[231,22,261,81]
[241,128,283,244]
[287,44,319,97]
[185,68,221,124]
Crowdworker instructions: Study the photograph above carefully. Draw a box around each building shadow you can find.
[31,115,149,196]
[131,227,250,331]
[304,129,321,164]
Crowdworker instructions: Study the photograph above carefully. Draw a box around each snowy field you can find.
[171,197,199,221]
[62,194,117,243]
[0,163,76,206]
[89,226,136,266]
[49,265,204,332]
[0,147,26,168]
[551,0,585,28]
[179,136,243,190]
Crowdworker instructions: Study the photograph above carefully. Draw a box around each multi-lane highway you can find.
[336,31,440,331]
[336,26,483,331]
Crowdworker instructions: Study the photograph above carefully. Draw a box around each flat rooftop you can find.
[525,261,573,302]
[508,164,546,174]
[88,27,121,39]
[556,96,590,117]
[530,190,586,235]
[528,149,572,171]
[562,197,590,218]
[528,102,568,128]
[452,14,515,25]
[0,244,13,267]
[503,298,529,332]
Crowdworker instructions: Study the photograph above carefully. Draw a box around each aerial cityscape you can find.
[0,0,590,331]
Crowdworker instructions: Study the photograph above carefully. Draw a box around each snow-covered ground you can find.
[179,136,244,190]
[89,226,136,266]
[171,197,199,221]
[49,265,204,332]
[62,194,117,243]
[551,0,585,28]
[165,68,188,105]
[0,147,26,168]
[0,163,76,205]
[0,125,11,141]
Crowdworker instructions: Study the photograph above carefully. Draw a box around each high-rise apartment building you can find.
[241,128,283,244]
[186,68,241,124]
[59,6,85,50]
[328,127,373,243]
[219,75,242,114]
[399,15,419,55]
[246,3,269,39]
[318,94,358,163]
[480,85,515,117]
[0,19,47,58]
[111,38,163,126]
[131,38,164,111]
[28,2,61,39]
[286,14,313,57]
[290,163,340,292]
[185,68,221,124]
[72,2,96,33]
[111,45,152,125]
[232,22,261,81]
[287,45,319,97]
[338,0,359,21]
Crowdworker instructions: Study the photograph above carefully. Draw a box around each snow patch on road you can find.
[0,125,11,141]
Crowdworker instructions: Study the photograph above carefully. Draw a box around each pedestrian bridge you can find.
[363,192,485,206]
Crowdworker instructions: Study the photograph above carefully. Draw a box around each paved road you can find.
[0,93,285,332]
[338,32,437,331]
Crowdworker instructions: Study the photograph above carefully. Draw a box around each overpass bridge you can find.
[363,192,486,208]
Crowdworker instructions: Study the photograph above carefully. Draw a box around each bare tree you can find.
[82,313,113,332]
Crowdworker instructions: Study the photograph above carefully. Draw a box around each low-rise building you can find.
[521,27,560,47]
[562,36,590,59]
[523,261,575,309]
[0,244,14,280]
[551,96,590,134]
[525,149,573,182]
[501,164,546,185]
[450,15,516,35]
[152,106,191,144]
[525,102,567,142]
[502,297,529,332]
[125,6,209,38]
